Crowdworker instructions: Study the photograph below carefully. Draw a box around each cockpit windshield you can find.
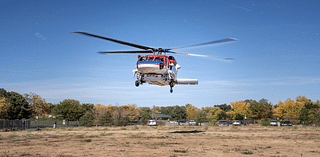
[154,57,164,62]
[139,56,147,61]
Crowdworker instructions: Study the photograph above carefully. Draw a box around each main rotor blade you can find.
[73,32,153,50]
[169,51,233,60]
[170,38,238,50]
[98,50,153,54]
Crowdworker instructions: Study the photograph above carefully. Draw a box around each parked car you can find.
[218,120,229,126]
[148,120,157,126]
[232,120,241,126]
[188,120,197,125]
[166,120,179,125]
[270,120,278,126]
[280,121,292,126]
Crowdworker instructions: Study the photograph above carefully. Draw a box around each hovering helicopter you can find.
[73,32,238,93]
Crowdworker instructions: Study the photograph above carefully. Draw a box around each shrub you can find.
[260,118,271,126]
[157,121,165,126]
[132,125,139,130]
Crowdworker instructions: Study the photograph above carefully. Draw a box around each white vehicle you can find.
[232,120,241,126]
[270,120,278,126]
[188,120,196,125]
[148,120,157,126]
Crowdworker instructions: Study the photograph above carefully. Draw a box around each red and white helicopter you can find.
[73,32,238,93]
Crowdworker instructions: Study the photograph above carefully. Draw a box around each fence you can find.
[0,120,81,130]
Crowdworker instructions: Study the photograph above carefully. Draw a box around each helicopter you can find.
[73,32,238,93]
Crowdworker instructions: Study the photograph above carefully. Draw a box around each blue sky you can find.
[1,0,320,108]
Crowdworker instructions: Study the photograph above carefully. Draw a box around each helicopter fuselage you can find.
[133,55,197,92]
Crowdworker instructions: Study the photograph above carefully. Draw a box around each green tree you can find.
[260,118,272,126]
[0,89,31,120]
[138,107,151,125]
[249,99,273,120]
[195,110,206,126]
[171,105,187,121]
[81,103,94,112]
[160,106,175,116]
[234,113,244,120]
[298,97,320,125]
[52,99,86,121]
[216,110,228,120]
[79,113,94,127]
[99,110,113,125]
[214,104,231,112]
[299,108,310,125]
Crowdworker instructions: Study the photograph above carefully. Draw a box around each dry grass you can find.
[0,125,319,156]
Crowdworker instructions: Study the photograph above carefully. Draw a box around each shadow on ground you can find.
[169,130,205,133]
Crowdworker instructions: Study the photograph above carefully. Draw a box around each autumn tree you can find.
[273,96,305,122]
[24,92,51,118]
[0,97,9,119]
[0,89,31,120]
[111,104,138,126]
[186,104,197,120]
[201,106,221,123]
[91,104,109,126]
[122,104,139,121]
[229,101,251,120]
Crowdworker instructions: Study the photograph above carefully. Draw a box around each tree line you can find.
[0,88,319,126]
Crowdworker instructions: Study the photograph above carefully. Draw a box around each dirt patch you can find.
[0,126,319,156]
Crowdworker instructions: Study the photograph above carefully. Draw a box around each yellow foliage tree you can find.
[92,104,109,126]
[273,97,305,122]
[120,104,139,121]
[273,101,285,119]
[201,106,222,122]
[24,93,50,117]
[0,97,9,119]
[186,104,197,120]
[229,101,251,120]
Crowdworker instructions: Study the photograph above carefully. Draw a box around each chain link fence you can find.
[0,120,82,130]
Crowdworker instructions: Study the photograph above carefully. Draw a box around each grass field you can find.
[0,125,319,157]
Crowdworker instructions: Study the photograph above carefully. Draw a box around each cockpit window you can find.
[148,57,154,61]
[154,57,164,62]
[139,57,147,61]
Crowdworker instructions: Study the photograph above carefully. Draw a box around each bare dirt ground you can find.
[0,125,319,157]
